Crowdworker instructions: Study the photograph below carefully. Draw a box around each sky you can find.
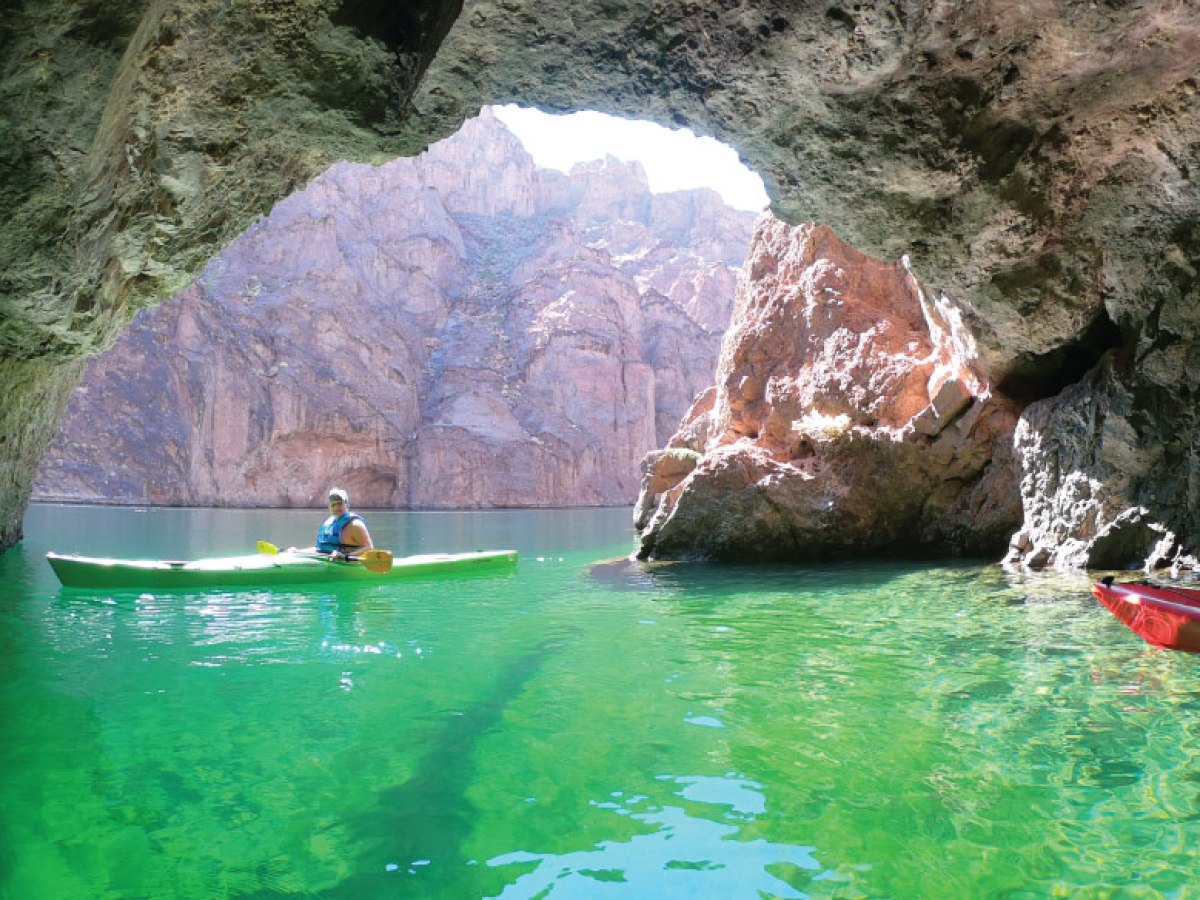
[493,104,770,212]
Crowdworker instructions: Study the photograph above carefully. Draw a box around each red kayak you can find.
[1091,577,1200,654]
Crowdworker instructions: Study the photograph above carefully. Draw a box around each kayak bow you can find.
[1091,577,1200,654]
[47,548,518,591]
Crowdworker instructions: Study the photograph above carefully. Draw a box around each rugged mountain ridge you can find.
[33,110,755,508]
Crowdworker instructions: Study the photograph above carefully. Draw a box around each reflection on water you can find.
[488,777,821,899]
[2,504,1200,898]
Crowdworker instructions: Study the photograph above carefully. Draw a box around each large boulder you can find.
[1004,362,1200,572]
[635,221,1023,561]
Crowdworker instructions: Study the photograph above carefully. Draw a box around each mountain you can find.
[33,108,756,509]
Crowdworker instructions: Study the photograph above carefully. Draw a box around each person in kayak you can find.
[313,488,373,559]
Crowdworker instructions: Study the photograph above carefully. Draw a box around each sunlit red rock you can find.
[636,221,1023,560]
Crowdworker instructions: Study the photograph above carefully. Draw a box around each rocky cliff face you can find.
[635,221,1023,561]
[32,110,754,508]
[3,0,1198,570]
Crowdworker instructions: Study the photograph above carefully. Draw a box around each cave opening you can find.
[31,105,770,510]
[492,105,769,214]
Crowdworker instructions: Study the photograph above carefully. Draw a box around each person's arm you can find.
[339,519,373,554]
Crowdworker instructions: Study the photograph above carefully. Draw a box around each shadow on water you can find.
[222,857,326,900]
[587,555,1000,599]
[313,636,568,900]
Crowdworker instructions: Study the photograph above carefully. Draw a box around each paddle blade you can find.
[359,549,393,573]
[257,541,280,555]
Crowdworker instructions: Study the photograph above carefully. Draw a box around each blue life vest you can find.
[316,512,366,553]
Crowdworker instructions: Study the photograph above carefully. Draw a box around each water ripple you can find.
[487,784,821,899]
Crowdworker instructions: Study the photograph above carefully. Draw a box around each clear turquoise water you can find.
[2,504,1199,899]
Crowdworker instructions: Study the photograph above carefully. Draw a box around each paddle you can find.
[256,540,394,574]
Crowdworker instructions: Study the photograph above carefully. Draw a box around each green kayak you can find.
[47,549,518,590]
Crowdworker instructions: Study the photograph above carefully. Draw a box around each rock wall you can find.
[1004,359,1200,571]
[1,0,462,546]
[635,221,1023,561]
[33,111,754,508]
[3,0,1199,569]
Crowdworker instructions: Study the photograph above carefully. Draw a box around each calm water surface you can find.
[2,504,1198,898]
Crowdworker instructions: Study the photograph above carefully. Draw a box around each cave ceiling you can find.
[4,1,1196,378]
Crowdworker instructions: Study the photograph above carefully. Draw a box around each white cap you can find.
[328,488,349,502]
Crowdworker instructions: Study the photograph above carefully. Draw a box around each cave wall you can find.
[1,0,461,547]
[2,0,1198,566]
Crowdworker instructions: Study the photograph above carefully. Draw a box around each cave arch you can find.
[2,0,1198,564]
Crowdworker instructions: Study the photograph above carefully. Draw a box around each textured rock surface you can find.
[2,0,461,546]
[3,0,1199,567]
[1004,360,1200,572]
[635,221,1022,561]
[33,111,753,508]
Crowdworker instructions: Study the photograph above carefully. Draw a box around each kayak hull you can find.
[47,549,518,591]
[1091,579,1200,654]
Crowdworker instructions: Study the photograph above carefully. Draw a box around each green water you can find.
[2,504,1199,899]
